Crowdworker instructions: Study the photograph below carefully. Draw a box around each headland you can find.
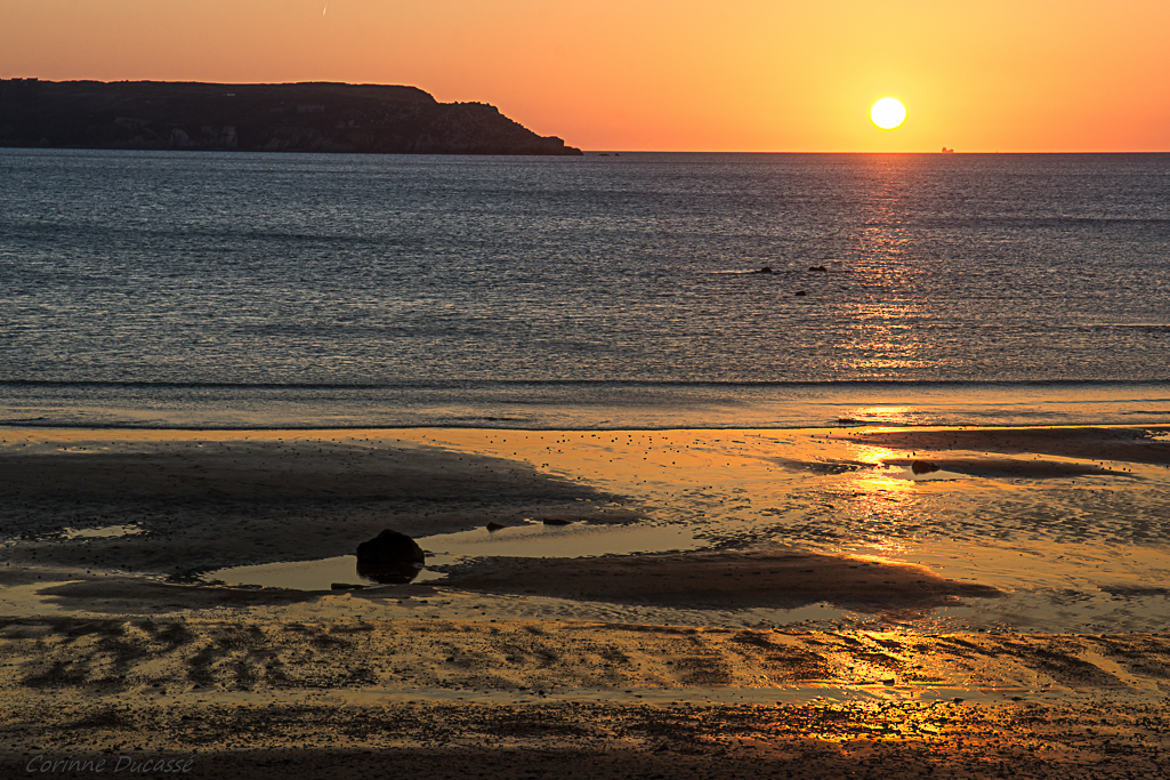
[0,79,582,155]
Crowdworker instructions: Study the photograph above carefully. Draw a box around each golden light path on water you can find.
[827,155,935,378]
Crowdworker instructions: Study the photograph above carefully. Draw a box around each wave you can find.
[3,378,1170,391]
[1111,323,1170,331]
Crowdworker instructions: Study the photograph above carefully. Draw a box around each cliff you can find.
[0,79,583,156]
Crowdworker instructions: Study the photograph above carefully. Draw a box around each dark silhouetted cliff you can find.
[0,79,582,155]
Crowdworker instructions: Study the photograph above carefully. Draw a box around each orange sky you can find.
[3,0,1168,152]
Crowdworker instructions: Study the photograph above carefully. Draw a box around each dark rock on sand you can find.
[485,522,505,532]
[756,266,774,274]
[911,460,941,475]
[357,530,425,564]
[808,265,828,272]
[356,529,425,584]
[542,518,572,526]
[794,290,807,296]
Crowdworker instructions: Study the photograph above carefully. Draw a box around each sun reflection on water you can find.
[851,473,915,494]
[827,161,953,378]
[853,445,904,466]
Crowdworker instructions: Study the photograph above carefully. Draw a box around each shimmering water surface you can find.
[2,148,1169,427]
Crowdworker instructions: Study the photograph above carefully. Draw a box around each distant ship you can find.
[941,147,956,153]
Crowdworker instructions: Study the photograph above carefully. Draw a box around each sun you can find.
[870,97,907,130]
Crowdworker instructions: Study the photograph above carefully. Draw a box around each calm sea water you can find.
[2,148,1169,428]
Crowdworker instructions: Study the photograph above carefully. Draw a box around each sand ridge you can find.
[2,616,1169,777]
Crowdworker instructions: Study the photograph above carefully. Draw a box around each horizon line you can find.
[4,146,1168,156]
[582,150,1170,155]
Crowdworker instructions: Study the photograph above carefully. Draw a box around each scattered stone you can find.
[330,583,365,591]
[808,265,828,272]
[794,290,807,296]
[542,518,571,526]
[756,266,774,274]
[485,522,505,532]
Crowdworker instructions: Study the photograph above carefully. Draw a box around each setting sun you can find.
[870,97,907,130]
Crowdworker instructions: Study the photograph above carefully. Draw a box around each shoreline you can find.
[6,378,1170,433]
[3,420,1170,431]
[3,420,1169,437]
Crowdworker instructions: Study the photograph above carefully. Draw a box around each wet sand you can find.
[842,425,1170,466]
[437,547,1001,610]
[0,432,633,577]
[6,697,1169,779]
[2,424,1169,776]
[2,615,1170,777]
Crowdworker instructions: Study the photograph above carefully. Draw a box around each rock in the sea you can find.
[355,529,425,584]
[808,265,828,272]
[794,290,807,296]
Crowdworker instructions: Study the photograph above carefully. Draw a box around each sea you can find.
[2,148,1169,430]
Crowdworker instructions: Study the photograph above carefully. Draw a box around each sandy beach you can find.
[2,423,1169,777]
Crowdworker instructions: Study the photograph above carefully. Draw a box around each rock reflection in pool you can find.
[354,559,423,584]
[200,520,699,592]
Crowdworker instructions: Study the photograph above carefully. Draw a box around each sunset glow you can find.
[2,1,1168,152]
[5,0,1170,772]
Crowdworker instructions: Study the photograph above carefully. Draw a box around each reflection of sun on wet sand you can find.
[2,424,1170,776]
[844,425,1170,466]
